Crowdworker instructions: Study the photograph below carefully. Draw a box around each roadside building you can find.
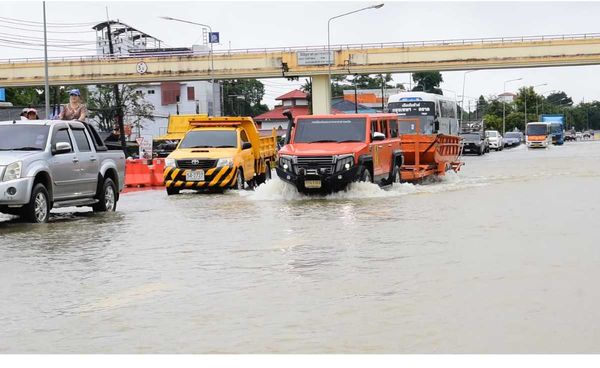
[342,88,405,112]
[91,21,221,139]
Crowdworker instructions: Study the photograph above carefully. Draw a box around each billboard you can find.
[0,88,5,102]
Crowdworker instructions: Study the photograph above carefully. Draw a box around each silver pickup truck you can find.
[0,120,125,223]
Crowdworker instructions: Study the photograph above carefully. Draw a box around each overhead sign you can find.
[297,51,334,66]
[209,32,220,44]
[0,88,5,102]
[388,101,435,116]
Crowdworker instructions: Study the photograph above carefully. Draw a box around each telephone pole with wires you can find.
[105,8,127,156]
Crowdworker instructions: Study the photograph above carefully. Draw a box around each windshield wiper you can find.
[10,147,43,151]
[308,140,337,143]
[189,145,213,148]
[215,145,236,148]
[338,140,362,143]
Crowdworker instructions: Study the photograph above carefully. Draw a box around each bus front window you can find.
[527,125,548,135]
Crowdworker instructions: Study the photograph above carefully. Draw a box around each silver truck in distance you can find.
[0,120,125,223]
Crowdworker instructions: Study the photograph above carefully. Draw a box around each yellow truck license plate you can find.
[186,170,205,181]
[304,180,322,189]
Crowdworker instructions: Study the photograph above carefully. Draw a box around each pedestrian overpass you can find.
[2,33,600,113]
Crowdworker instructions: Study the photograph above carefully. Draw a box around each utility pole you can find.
[42,2,50,119]
[381,74,385,112]
[106,17,127,156]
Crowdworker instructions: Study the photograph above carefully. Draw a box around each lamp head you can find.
[373,3,385,9]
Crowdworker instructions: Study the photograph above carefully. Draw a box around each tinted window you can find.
[72,129,91,152]
[398,120,418,134]
[179,130,238,148]
[51,129,73,153]
[293,118,366,143]
[380,120,390,138]
[0,125,49,151]
[390,120,399,137]
[505,132,521,138]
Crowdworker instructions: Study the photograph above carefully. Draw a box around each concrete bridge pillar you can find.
[311,75,331,114]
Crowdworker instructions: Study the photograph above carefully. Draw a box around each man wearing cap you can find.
[58,89,88,121]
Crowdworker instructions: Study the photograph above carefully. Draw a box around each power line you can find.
[0,24,96,34]
[0,31,96,44]
[0,16,100,27]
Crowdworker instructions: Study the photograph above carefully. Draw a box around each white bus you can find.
[387,91,459,135]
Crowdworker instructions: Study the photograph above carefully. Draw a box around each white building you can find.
[92,20,220,139]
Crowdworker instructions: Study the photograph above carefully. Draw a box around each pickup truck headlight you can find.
[165,158,176,168]
[279,155,293,171]
[335,155,354,172]
[216,158,234,167]
[2,161,22,182]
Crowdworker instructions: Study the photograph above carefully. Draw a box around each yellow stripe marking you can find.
[206,168,217,176]
[209,167,229,186]
[220,167,237,187]
[171,168,180,180]
[175,181,184,188]
[186,182,195,188]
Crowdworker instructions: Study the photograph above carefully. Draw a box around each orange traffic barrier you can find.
[125,159,153,187]
[150,158,166,186]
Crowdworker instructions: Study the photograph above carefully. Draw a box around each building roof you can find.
[499,92,517,96]
[276,89,308,101]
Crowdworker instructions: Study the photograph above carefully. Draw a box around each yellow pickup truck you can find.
[163,116,277,195]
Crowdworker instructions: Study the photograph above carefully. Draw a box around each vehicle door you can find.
[378,119,394,176]
[369,119,384,177]
[70,126,99,196]
[48,125,80,199]
[239,129,255,180]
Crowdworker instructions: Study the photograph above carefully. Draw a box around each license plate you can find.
[186,170,205,181]
[305,180,322,189]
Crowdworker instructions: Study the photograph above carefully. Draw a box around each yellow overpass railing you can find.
[1,33,600,87]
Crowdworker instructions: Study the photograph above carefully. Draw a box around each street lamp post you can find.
[460,70,477,123]
[531,83,547,119]
[502,77,523,135]
[328,4,384,109]
[160,16,217,115]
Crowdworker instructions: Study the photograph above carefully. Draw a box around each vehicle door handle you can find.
[72,158,79,163]
[90,156,97,162]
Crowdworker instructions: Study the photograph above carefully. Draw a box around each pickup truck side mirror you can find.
[52,142,72,155]
[372,132,386,141]
[242,142,252,150]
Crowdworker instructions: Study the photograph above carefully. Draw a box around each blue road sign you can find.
[0,88,5,102]
[209,32,219,44]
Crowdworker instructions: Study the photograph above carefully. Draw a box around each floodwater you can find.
[1,141,599,353]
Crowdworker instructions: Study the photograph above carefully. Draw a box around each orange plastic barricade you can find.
[124,159,153,187]
[150,158,166,187]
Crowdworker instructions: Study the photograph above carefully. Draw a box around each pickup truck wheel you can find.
[236,170,245,190]
[166,187,180,196]
[264,164,272,181]
[22,183,50,223]
[360,168,373,183]
[93,178,117,212]
[478,146,483,156]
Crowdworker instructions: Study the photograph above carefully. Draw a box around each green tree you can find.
[87,84,155,133]
[411,71,443,94]
[222,79,269,117]
[546,91,573,107]
[483,114,502,131]
[4,87,43,107]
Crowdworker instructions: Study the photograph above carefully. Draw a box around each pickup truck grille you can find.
[177,159,217,169]
[295,156,335,175]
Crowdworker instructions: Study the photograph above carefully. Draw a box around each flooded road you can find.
[1,141,599,353]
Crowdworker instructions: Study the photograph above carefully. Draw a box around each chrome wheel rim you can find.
[34,192,48,222]
[104,185,115,211]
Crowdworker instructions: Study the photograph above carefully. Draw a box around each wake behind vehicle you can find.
[276,114,403,194]
[163,116,277,195]
[526,122,551,148]
[0,120,125,223]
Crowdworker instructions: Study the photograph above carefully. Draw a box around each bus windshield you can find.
[293,118,366,143]
[527,124,548,135]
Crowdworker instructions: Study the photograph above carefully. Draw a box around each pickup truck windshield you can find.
[294,118,366,143]
[0,125,49,151]
[527,125,548,135]
[179,130,238,148]
[505,132,521,138]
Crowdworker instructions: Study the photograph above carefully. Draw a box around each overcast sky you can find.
[1,0,600,108]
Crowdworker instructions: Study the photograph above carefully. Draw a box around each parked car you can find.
[503,132,522,147]
[576,132,583,140]
[0,120,125,223]
[485,130,504,151]
[459,132,488,155]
